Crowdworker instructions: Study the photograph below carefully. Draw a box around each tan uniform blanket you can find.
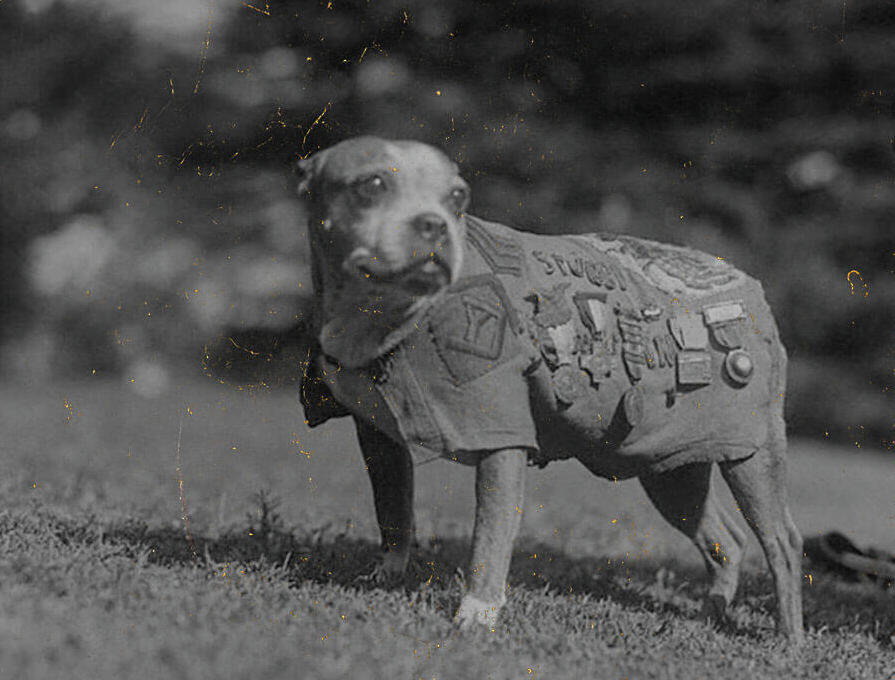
[302,215,783,479]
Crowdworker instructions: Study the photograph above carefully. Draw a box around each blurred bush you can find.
[0,0,892,446]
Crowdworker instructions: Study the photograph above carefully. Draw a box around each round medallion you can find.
[724,349,754,386]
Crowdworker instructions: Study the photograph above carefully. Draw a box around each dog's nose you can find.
[412,213,448,243]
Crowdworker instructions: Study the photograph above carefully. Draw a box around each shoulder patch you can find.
[464,216,524,276]
[428,275,519,384]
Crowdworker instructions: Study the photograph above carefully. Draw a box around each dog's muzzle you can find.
[345,248,452,295]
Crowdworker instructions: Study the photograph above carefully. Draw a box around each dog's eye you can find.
[352,174,387,202]
[449,186,470,212]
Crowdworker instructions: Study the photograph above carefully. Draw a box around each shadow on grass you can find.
[84,486,892,640]
[105,514,702,609]
[101,512,895,644]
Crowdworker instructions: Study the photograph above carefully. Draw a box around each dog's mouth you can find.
[346,250,451,295]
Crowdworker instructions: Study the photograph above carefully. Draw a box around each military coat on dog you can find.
[302,214,783,479]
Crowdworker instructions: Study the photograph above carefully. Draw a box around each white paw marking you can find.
[455,595,503,630]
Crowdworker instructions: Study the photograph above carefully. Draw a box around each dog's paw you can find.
[700,593,729,623]
[356,551,408,586]
[454,595,502,631]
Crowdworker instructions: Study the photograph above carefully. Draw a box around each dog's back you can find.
[306,214,785,479]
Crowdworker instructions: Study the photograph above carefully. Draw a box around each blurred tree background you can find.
[0,0,892,447]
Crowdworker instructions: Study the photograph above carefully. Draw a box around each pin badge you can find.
[703,301,744,325]
[621,385,645,428]
[703,301,747,350]
[579,352,613,385]
[618,311,647,382]
[552,364,584,406]
[668,315,709,350]
[641,306,662,321]
[724,349,754,386]
[676,349,713,386]
[573,291,609,339]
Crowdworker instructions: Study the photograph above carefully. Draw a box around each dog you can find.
[296,136,803,642]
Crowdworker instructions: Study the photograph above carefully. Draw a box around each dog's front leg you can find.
[456,448,526,630]
[354,420,415,581]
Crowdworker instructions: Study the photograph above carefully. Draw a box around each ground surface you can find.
[0,376,893,679]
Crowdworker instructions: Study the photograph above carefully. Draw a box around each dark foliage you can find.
[0,0,891,444]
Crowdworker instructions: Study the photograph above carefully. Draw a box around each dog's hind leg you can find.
[456,448,527,630]
[355,420,415,581]
[719,442,804,643]
[639,462,748,621]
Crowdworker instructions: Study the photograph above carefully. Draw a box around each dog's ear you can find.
[294,149,329,196]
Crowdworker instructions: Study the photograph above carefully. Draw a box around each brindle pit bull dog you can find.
[296,136,803,642]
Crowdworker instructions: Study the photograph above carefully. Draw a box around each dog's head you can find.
[297,136,468,297]
[296,137,470,366]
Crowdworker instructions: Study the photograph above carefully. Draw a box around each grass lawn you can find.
[1,375,893,679]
